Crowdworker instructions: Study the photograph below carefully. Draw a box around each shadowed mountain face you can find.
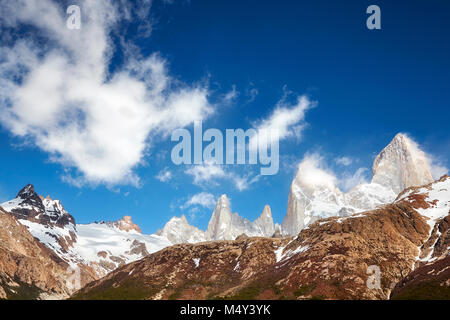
[72,177,449,300]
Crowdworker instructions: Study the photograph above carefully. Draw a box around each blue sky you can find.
[0,0,449,233]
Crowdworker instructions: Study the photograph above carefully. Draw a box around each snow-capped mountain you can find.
[281,133,435,235]
[2,184,75,228]
[0,187,170,279]
[74,220,171,275]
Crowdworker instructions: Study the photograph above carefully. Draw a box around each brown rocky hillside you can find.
[72,177,450,300]
[0,207,72,299]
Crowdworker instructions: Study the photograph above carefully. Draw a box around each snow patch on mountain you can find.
[74,222,171,273]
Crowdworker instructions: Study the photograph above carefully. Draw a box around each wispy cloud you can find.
[249,94,315,152]
[222,85,239,105]
[0,0,213,187]
[335,156,354,166]
[155,168,172,182]
[246,87,259,104]
[185,163,259,191]
[182,192,216,209]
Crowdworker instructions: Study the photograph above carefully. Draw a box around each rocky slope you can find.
[0,206,73,299]
[282,133,434,235]
[72,176,449,300]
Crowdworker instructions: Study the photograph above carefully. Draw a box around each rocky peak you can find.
[372,133,434,194]
[113,216,142,233]
[254,205,275,236]
[205,195,233,240]
[216,194,230,209]
[1,184,75,228]
[17,184,36,199]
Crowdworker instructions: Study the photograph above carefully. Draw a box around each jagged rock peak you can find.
[113,216,142,233]
[17,184,37,199]
[217,194,230,208]
[254,205,275,236]
[262,205,272,217]
[371,133,434,194]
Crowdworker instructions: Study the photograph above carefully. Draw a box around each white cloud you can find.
[155,168,172,182]
[295,153,369,192]
[185,163,227,184]
[335,156,353,166]
[182,192,216,209]
[0,0,213,186]
[295,153,338,191]
[249,95,315,151]
[185,163,259,191]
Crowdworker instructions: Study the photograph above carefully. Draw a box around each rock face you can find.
[282,133,435,235]
[372,133,434,194]
[254,205,276,237]
[72,177,449,300]
[111,216,142,233]
[0,207,73,299]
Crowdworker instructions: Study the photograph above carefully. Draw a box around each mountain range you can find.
[0,133,448,299]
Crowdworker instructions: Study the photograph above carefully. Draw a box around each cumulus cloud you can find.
[185,162,259,191]
[0,0,213,186]
[249,95,315,152]
[182,192,216,209]
[294,153,338,191]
